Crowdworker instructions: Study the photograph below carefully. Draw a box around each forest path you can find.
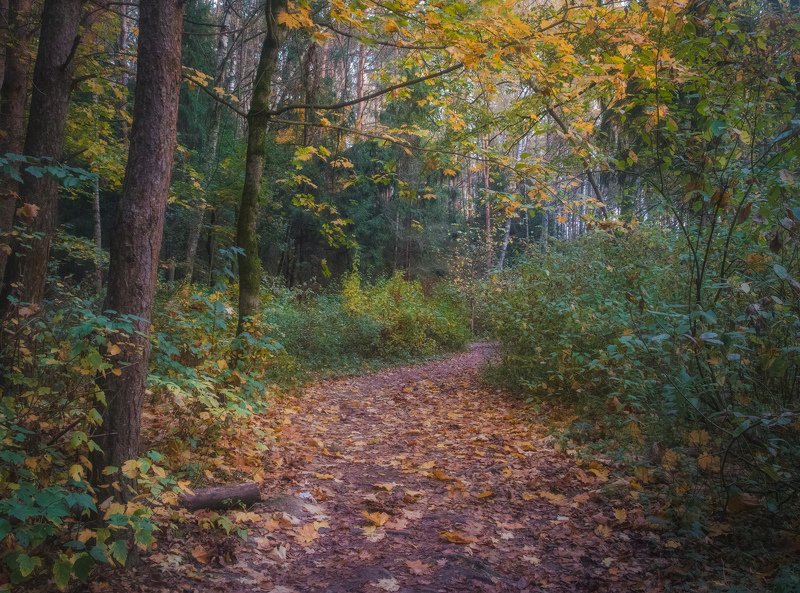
[133,344,669,593]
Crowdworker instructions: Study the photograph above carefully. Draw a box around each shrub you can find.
[483,225,800,524]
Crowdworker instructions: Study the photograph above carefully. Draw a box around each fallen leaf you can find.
[191,545,211,565]
[362,511,390,526]
[440,531,478,544]
[268,544,288,562]
[431,469,457,481]
[361,525,386,542]
[403,490,424,503]
[385,517,408,530]
[374,577,400,591]
[374,482,399,492]
[294,523,319,545]
[594,524,613,538]
[405,559,432,575]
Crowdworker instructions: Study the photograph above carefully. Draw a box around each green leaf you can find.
[110,539,128,566]
[53,557,72,591]
[710,119,727,137]
[16,553,41,577]
[71,553,93,582]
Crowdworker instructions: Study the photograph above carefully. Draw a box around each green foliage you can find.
[484,224,800,527]
[0,292,181,590]
[265,273,470,374]
[483,228,679,402]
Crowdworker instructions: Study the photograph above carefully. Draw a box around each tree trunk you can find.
[0,0,34,288]
[0,0,82,311]
[497,217,512,270]
[235,0,288,334]
[185,7,229,284]
[92,176,102,294]
[0,0,8,90]
[93,0,184,499]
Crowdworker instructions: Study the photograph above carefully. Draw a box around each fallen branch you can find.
[180,482,261,511]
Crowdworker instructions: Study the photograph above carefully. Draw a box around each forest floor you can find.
[111,343,678,593]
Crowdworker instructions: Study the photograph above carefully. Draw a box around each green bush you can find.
[265,273,470,372]
[483,225,800,523]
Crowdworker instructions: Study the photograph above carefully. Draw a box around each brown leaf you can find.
[403,490,424,503]
[406,560,432,575]
[736,202,752,224]
[726,492,760,514]
[373,482,399,492]
[770,231,783,253]
[191,545,211,565]
[594,524,613,538]
[431,469,457,481]
[16,202,39,219]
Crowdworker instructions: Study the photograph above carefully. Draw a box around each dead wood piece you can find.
[180,482,261,511]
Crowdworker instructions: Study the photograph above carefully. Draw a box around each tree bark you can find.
[0,0,34,288]
[92,176,102,294]
[0,0,8,91]
[0,0,83,311]
[93,0,184,499]
[235,0,287,334]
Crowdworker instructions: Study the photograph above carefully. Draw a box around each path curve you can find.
[128,344,668,593]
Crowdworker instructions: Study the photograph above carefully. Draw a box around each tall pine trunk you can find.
[0,0,34,288]
[1,0,82,311]
[94,0,184,498]
[235,0,287,334]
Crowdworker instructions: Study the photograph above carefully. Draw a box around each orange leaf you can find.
[440,531,477,544]
[362,511,390,526]
[295,522,319,545]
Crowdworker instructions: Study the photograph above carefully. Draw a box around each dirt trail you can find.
[127,344,669,593]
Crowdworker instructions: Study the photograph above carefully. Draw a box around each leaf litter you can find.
[107,343,673,592]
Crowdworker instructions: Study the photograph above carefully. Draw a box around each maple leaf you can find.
[268,544,288,562]
[440,531,478,544]
[294,523,319,545]
[406,559,432,575]
[403,490,424,502]
[431,469,457,481]
[362,511,390,526]
[16,202,39,219]
[594,524,613,538]
[385,517,408,530]
[374,577,400,592]
[374,482,399,492]
[191,545,211,564]
[361,525,386,542]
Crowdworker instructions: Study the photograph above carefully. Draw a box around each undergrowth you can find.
[0,272,469,590]
[483,227,800,591]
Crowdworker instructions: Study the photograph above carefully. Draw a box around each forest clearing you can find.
[0,0,798,591]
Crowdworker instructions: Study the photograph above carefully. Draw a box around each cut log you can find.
[180,482,261,511]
